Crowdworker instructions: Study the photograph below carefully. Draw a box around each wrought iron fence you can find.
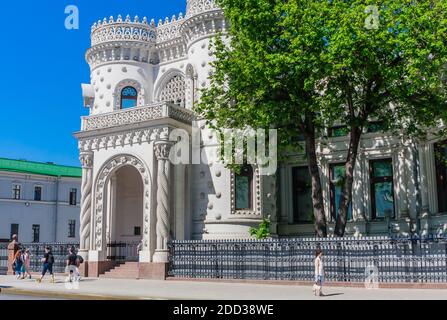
[107,242,140,262]
[19,242,80,274]
[0,242,8,275]
[168,236,447,283]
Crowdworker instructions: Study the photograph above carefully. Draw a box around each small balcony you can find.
[80,102,195,132]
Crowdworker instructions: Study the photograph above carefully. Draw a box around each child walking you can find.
[20,249,32,279]
[313,249,325,297]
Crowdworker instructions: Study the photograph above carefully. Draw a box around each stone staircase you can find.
[100,262,139,279]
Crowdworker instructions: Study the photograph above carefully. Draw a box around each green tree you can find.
[315,0,447,236]
[197,0,447,237]
[196,0,332,237]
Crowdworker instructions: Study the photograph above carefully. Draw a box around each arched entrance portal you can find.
[92,154,153,266]
[107,165,144,262]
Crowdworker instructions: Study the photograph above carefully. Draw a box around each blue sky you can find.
[0,0,186,167]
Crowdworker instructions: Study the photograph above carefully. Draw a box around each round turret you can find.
[186,0,219,17]
[85,15,157,115]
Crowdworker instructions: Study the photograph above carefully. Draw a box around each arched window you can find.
[121,86,138,109]
[235,165,253,210]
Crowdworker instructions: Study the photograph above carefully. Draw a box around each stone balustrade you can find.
[81,102,195,131]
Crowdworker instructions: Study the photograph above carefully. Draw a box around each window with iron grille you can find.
[68,220,76,238]
[69,188,77,206]
[32,225,40,243]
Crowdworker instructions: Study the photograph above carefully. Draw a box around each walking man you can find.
[36,246,55,283]
[66,246,79,282]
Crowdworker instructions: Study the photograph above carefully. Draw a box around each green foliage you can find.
[249,218,271,240]
[197,0,447,236]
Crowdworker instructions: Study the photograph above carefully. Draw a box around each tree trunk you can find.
[334,126,363,237]
[303,118,327,238]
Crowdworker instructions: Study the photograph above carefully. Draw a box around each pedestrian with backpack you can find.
[36,246,55,283]
[76,253,84,281]
[66,246,79,282]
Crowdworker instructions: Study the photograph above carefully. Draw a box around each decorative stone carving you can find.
[81,103,194,131]
[186,0,219,17]
[154,141,174,259]
[158,74,186,108]
[79,151,94,251]
[91,15,156,46]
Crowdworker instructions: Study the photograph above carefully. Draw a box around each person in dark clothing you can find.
[66,246,80,282]
[36,246,55,283]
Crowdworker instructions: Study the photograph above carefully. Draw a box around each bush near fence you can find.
[168,235,447,283]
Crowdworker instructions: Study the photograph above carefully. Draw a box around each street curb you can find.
[166,278,447,289]
[0,287,165,300]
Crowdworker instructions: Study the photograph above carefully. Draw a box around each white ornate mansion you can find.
[75,0,447,277]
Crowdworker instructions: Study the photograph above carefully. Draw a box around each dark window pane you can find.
[373,182,394,218]
[329,126,349,138]
[435,141,447,212]
[10,224,19,240]
[292,167,313,223]
[32,225,40,243]
[69,189,77,206]
[367,122,385,133]
[370,159,395,220]
[68,220,76,238]
[330,164,352,221]
[236,176,250,210]
[373,161,393,178]
[34,187,42,201]
[235,165,253,210]
[134,227,141,236]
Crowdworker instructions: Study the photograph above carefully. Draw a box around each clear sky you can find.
[0,0,186,167]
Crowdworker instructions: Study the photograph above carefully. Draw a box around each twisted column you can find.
[79,151,94,251]
[154,141,172,262]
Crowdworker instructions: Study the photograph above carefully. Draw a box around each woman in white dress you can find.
[313,249,325,296]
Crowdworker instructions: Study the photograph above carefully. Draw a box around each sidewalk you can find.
[1,276,447,300]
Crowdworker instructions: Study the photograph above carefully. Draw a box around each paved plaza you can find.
[0,276,446,300]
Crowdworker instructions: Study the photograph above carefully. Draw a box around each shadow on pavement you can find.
[322,293,344,297]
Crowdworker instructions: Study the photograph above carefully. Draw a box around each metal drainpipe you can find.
[54,177,60,242]
[413,143,422,236]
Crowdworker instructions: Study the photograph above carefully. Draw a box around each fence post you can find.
[7,239,20,275]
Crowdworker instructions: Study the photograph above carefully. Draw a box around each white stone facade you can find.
[75,0,447,265]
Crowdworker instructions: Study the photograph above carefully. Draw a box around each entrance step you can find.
[100,262,139,279]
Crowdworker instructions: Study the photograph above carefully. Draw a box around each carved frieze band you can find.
[78,127,173,153]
